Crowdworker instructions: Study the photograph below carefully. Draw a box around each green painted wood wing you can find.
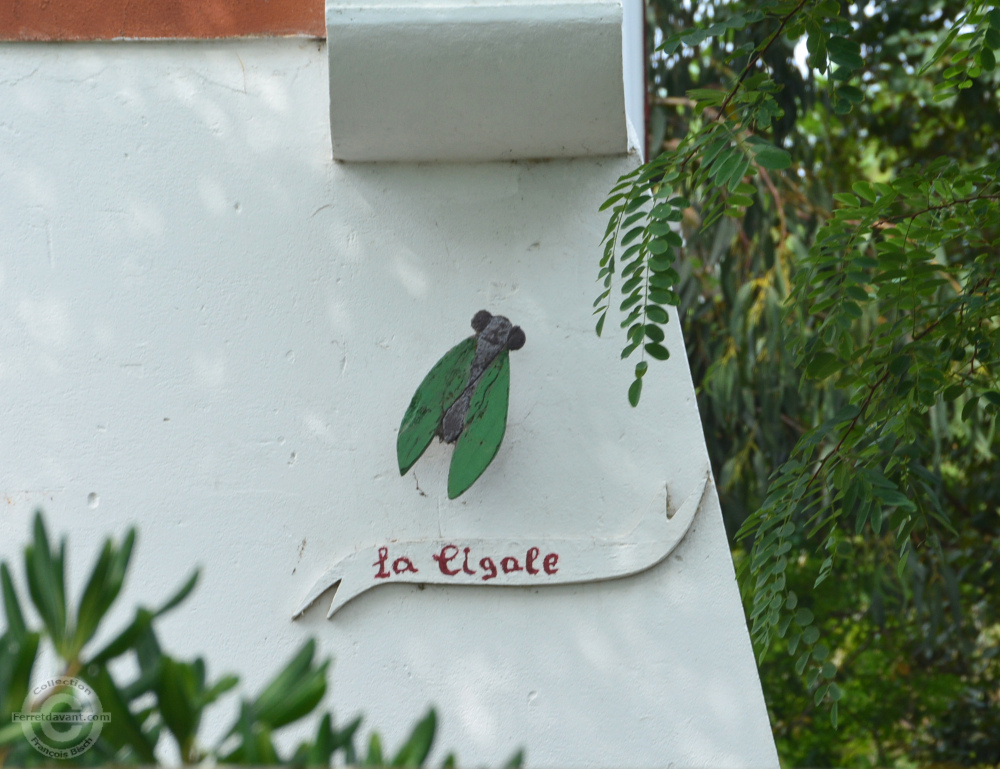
[397,311,522,499]
[447,349,510,499]
[397,336,477,476]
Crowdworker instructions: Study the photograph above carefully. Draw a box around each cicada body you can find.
[397,310,525,499]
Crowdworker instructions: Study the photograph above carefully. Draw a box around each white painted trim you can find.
[622,0,645,159]
[327,0,629,161]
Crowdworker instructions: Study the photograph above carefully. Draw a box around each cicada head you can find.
[472,310,525,352]
[471,310,493,332]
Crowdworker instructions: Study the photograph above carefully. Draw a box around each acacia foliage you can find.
[599,0,1000,763]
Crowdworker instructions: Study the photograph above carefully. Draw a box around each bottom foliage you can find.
[0,513,524,768]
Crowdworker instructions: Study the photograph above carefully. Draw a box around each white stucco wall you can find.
[0,39,777,768]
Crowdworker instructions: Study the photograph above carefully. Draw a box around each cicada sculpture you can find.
[397,310,525,499]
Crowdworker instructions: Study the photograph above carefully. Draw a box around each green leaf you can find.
[644,343,670,361]
[647,238,670,255]
[833,193,860,207]
[250,640,329,730]
[85,664,159,763]
[204,673,239,706]
[827,36,862,70]
[1,564,27,641]
[87,607,155,665]
[871,503,883,534]
[889,354,911,376]
[392,709,436,767]
[628,378,643,407]
[688,88,725,106]
[365,733,385,766]
[712,150,743,183]
[77,529,137,653]
[852,181,876,202]
[721,13,745,29]
[0,631,39,724]
[837,84,864,104]
[24,514,68,651]
[304,713,337,767]
[701,137,731,168]
[598,193,625,212]
[645,305,670,324]
[157,569,200,618]
[943,384,964,402]
[335,716,363,765]
[621,339,641,359]
[156,657,200,752]
[978,47,995,72]
[752,144,792,170]
[873,486,915,510]
[723,156,753,190]
[644,324,665,343]
[0,722,26,750]
[620,292,642,312]
[805,352,841,380]
[649,273,677,290]
[620,227,644,246]
[844,285,869,302]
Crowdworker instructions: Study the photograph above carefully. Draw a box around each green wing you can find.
[397,337,476,476]
[447,350,510,499]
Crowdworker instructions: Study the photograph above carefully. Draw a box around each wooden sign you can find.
[397,310,525,499]
[294,477,706,619]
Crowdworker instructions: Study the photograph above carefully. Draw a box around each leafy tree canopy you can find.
[598,0,1000,764]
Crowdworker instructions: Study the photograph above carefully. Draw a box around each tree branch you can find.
[807,366,894,490]
[679,0,809,172]
[716,0,810,118]
[882,192,1000,223]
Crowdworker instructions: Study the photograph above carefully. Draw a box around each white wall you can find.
[0,39,777,768]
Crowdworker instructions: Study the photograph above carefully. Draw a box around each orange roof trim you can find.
[0,0,326,41]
